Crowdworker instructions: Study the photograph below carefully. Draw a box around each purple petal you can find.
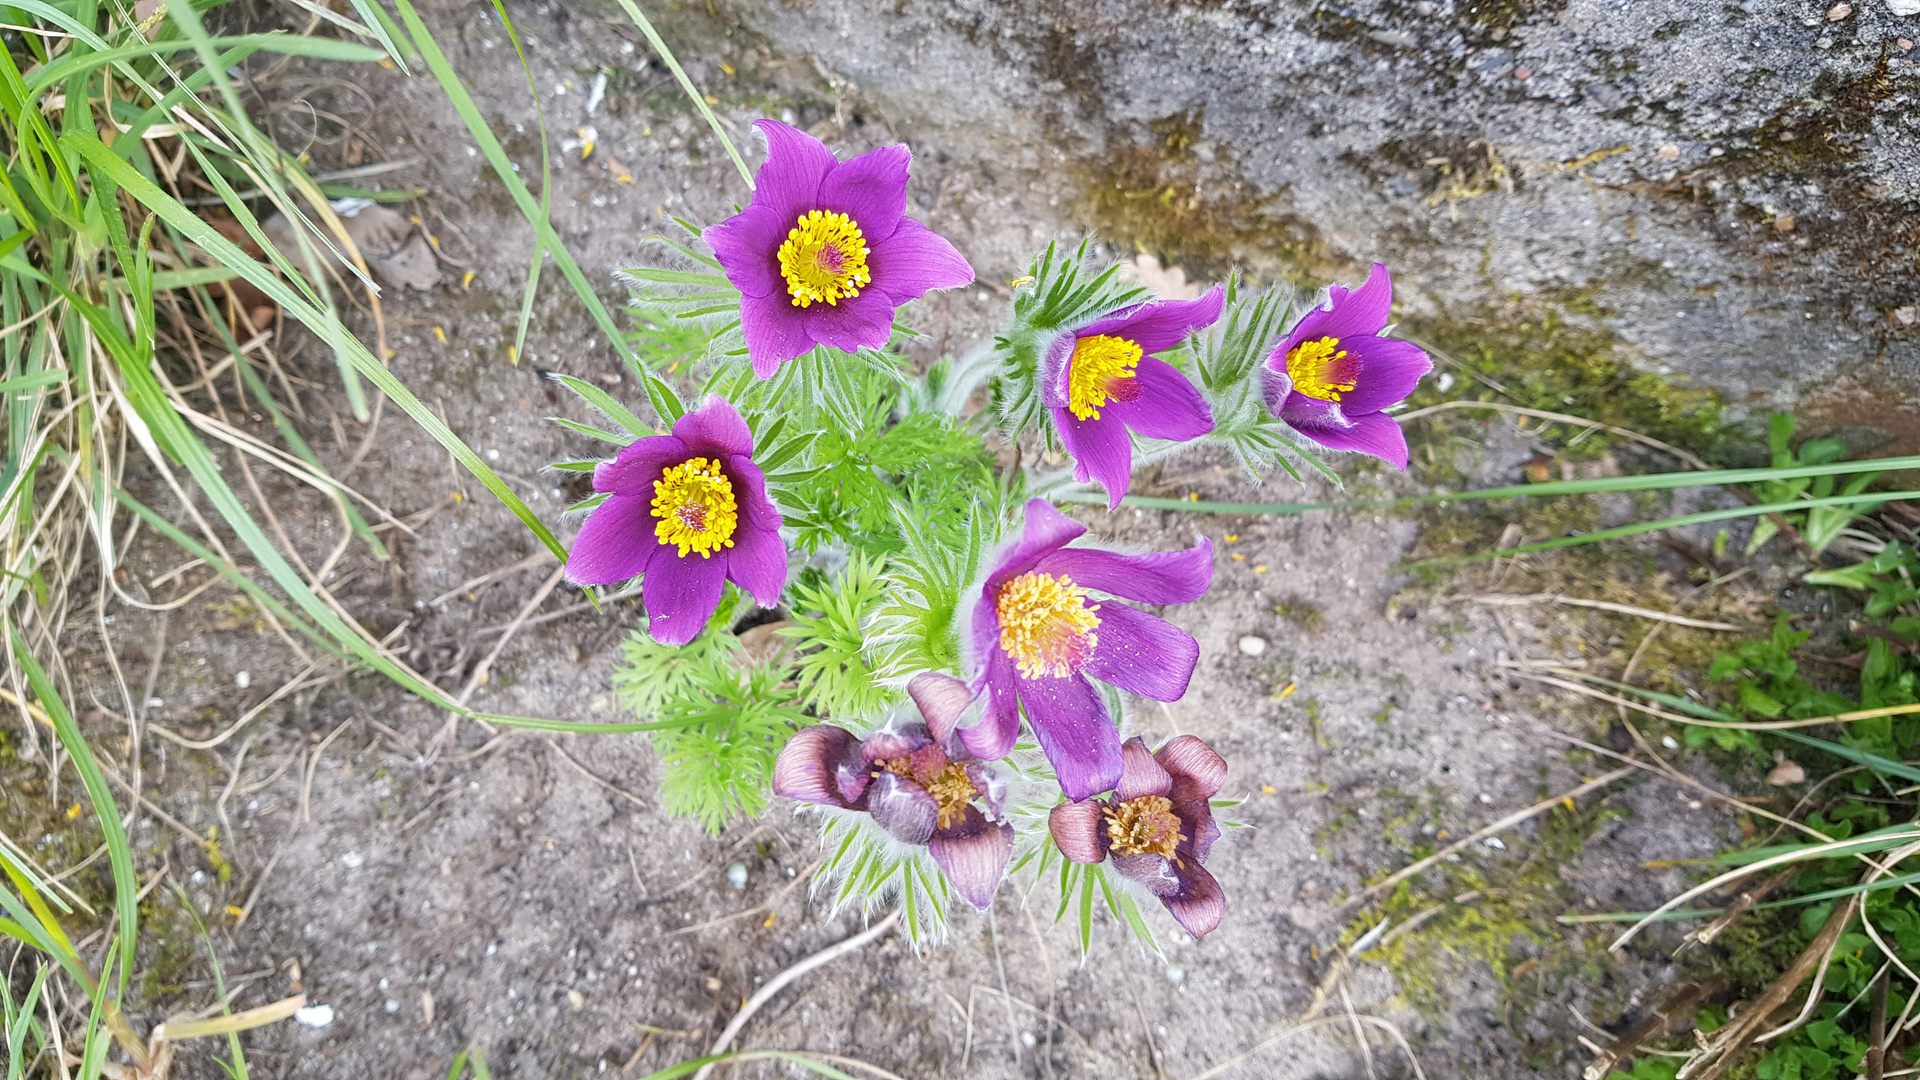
[641,546,730,646]
[909,672,974,745]
[1310,262,1393,342]
[672,395,755,458]
[1111,853,1180,897]
[723,455,786,605]
[966,761,1009,819]
[929,807,1013,910]
[859,726,932,762]
[772,725,862,808]
[592,435,686,496]
[740,294,817,378]
[867,771,938,846]
[1105,356,1215,442]
[1081,602,1200,703]
[565,493,660,587]
[1260,361,1295,415]
[984,499,1088,588]
[1078,287,1226,355]
[1019,674,1122,801]
[1115,736,1173,803]
[1283,407,1412,470]
[1056,406,1133,512]
[1163,860,1226,938]
[960,642,1021,761]
[702,203,784,300]
[799,289,896,354]
[1048,799,1107,864]
[815,143,909,244]
[750,119,835,224]
[1033,536,1214,606]
[1331,336,1433,416]
[868,217,974,305]
[1159,735,1226,861]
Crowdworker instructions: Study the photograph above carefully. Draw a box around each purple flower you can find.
[1045,288,1223,510]
[704,120,975,378]
[1262,263,1432,469]
[963,499,1212,802]
[1049,735,1228,938]
[564,395,785,646]
[772,673,1014,910]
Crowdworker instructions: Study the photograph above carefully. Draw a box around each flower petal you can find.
[859,726,932,762]
[641,545,730,646]
[1056,406,1133,511]
[592,434,686,496]
[799,289,896,354]
[1032,536,1214,606]
[723,456,787,606]
[967,761,1010,819]
[1310,262,1393,342]
[867,771,938,846]
[1105,357,1215,443]
[1081,602,1201,703]
[929,807,1013,910]
[1018,673,1122,801]
[1078,286,1225,356]
[1115,736,1173,803]
[1330,336,1433,416]
[1048,799,1108,863]
[702,202,784,300]
[1158,735,1226,860]
[740,294,817,378]
[1284,408,1411,470]
[565,493,661,587]
[1163,860,1227,938]
[868,217,975,305]
[1111,852,1180,897]
[673,395,755,458]
[816,142,909,244]
[750,119,835,224]
[772,725,863,808]
[909,672,975,746]
[984,499,1088,589]
[960,640,1021,761]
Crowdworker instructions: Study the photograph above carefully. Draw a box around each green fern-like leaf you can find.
[780,554,894,717]
[649,658,811,834]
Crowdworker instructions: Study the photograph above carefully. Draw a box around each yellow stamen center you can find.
[1104,795,1184,858]
[650,457,738,558]
[1285,336,1358,402]
[995,572,1101,679]
[879,756,979,830]
[1066,334,1144,421]
[777,210,872,308]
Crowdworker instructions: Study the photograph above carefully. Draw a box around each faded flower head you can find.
[705,120,975,378]
[771,673,1013,910]
[1263,262,1431,469]
[964,499,1212,802]
[1049,735,1228,938]
[1044,288,1223,509]
[564,395,784,646]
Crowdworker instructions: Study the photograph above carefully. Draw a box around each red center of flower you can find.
[675,504,709,532]
[1286,336,1360,402]
[995,573,1101,679]
[814,244,846,273]
[1104,795,1183,858]
[878,748,979,830]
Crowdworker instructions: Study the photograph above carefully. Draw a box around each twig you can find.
[1870,964,1892,1080]
[547,739,648,810]
[455,564,565,708]
[653,858,823,940]
[1394,399,1712,471]
[1023,902,1057,1080]
[300,717,355,823]
[689,912,901,1080]
[1465,593,1742,631]
[1581,980,1724,1080]
[1684,897,1858,1080]
[1340,767,1635,914]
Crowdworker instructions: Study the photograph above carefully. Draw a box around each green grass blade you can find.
[1774,730,1920,784]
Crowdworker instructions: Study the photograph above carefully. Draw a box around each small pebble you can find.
[235,670,251,689]
[704,976,723,992]
[1164,962,1186,985]
[1237,635,1268,657]
[1478,793,1493,804]
[1021,1032,1037,1048]
[568,990,586,1010]
[1893,306,1916,325]
[1899,38,1915,51]
[294,1004,334,1028]
[726,861,749,889]
[1767,760,1806,786]
[1827,2,1852,19]
[384,999,399,1014]
[1657,143,1681,160]
[1662,735,1680,749]
[1774,215,1797,232]
[1484,837,1507,850]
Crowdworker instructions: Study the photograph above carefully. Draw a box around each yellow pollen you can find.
[1285,336,1358,402]
[1066,334,1143,421]
[1104,795,1184,858]
[777,210,872,308]
[995,572,1101,679]
[650,457,738,558]
[879,757,979,830]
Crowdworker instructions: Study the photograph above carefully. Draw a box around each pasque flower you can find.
[1045,288,1223,509]
[705,120,975,377]
[772,673,1013,909]
[1049,735,1228,938]
[963,499,1212,801]
[1263,263,1431,469]
[564,395,784,646]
